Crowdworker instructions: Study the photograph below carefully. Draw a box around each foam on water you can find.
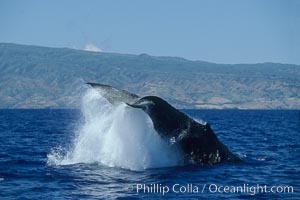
[47,89,182,170]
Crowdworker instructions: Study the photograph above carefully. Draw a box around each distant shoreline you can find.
[0,43,299,110]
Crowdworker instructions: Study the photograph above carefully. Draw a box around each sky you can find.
[0,0,299,64]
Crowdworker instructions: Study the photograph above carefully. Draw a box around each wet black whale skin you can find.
[130,96,240,164]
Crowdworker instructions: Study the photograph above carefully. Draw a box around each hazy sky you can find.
[1,0,299,64]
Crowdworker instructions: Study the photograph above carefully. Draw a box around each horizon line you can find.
[1,42,299,66]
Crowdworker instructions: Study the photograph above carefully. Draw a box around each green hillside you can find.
[0,43,299,109]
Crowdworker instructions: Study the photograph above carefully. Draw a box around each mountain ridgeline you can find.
[0,43,299,109]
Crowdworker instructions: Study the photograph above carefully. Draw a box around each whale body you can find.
[87,83,240,165]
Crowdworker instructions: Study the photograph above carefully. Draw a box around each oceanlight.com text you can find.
[207,183,294,196]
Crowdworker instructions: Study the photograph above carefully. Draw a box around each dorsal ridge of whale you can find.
[130,96,194,136]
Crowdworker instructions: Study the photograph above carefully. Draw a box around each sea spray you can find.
[47,89,182,170]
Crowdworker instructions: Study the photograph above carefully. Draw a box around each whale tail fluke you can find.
[86,82,240,165]
[86,82,140,105]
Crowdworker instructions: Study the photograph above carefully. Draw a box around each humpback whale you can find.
[87,83,240,165]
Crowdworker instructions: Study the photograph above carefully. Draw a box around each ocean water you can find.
[0,99,299,199]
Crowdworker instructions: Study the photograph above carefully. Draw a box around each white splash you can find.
[47,89,182,170]
[84,43,102,52]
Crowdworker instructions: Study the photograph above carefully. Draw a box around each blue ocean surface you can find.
[0,109,299,199]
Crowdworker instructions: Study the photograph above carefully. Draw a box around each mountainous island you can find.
[0,43,299,109]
